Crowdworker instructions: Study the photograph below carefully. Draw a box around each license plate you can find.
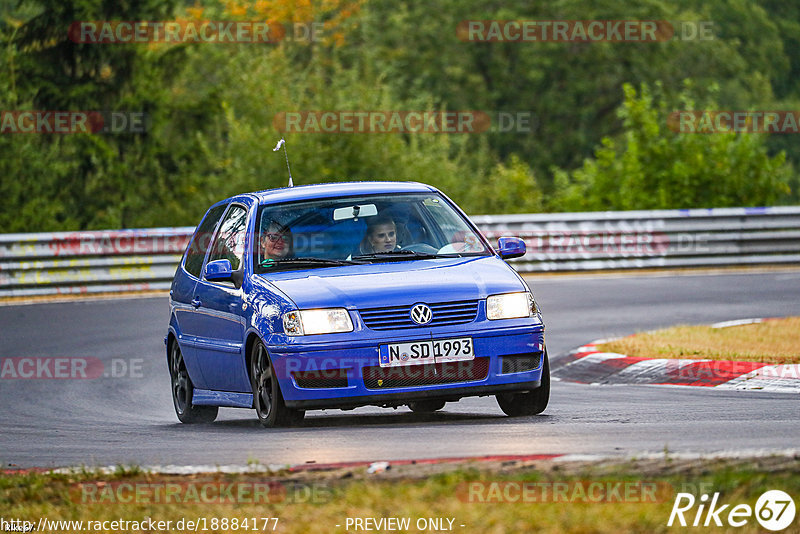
[379,337,474,368]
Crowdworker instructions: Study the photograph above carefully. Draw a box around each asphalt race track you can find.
[1,270,798,469]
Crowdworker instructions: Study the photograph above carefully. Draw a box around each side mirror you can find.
[204,259,233,282]
[497,237,526,259]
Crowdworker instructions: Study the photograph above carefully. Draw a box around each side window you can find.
[184,204,227,278]
[206,205,248,272]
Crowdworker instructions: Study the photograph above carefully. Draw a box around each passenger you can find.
[260,221,293,264]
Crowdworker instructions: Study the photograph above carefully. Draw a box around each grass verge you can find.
[596,317,800,365]
[2,456,799,533]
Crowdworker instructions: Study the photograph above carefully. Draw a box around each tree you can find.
[344,0,793,184]
[551,82,793,211]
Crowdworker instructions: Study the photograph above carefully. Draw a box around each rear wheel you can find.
[169,341,218,423]
[496,352,550,417]
[251,339,304,427]
[408,400,446,413]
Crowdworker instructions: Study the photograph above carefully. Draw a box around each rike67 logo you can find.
[668,490,796,531]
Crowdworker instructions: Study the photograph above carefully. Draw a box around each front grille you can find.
[500,352,542,374]
[292,369,349,389]
[359,300,479,330]
[363,357,489,389]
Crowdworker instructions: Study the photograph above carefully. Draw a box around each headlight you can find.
[487,292,537,320]
[282,308,354,336]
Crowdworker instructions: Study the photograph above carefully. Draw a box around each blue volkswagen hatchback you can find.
[166,182,548,427]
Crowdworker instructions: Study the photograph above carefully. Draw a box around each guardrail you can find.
[0,228,192,298]
[473,205,800,272]
[1,206,799,297]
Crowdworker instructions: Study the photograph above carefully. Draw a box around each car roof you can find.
[244,181,438,204]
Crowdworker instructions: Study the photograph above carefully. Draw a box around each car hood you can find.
[257,256,526,310]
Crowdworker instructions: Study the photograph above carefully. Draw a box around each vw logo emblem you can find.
[410,304,433,325]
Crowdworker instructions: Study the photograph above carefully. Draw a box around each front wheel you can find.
[250,340,304,427]
[496,352,550,417]
[169,341,218,423]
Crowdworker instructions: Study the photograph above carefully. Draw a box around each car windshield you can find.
[254,192,491,273]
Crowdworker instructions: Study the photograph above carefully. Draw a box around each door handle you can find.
[191,297,202,308]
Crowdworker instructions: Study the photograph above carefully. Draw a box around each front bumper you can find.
[267,324,545,409]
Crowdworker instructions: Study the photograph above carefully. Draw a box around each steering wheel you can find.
[400,243,439,254]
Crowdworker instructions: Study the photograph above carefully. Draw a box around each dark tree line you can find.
[0,0,796,231]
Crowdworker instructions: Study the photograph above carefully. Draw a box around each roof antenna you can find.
[273,138,293,187]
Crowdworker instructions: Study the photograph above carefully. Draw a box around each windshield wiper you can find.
[352,250,458,262]
[261,257,366,270]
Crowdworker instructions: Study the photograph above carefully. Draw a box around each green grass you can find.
[597,317,800,364]
[2,457,799,533]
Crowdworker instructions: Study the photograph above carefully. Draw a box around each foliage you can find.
[551,82,792,210]
[466,154,543,215]
[347,0,787,179]
[0,0,799,232]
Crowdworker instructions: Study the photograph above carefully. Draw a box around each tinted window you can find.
[184,204,227,278]
[254,193,490,273]
[207,205,248,272]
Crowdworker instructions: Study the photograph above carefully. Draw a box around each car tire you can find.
[169,340,218,424]
[496,352,550,417]
[407,400,446,413]
[250,339,304,427]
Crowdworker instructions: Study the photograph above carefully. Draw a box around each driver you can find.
[260,220,293,265]
[360,215,399,253]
